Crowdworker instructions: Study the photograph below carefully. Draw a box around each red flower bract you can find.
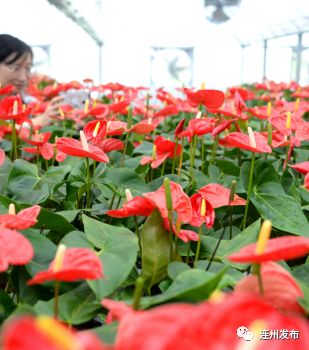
[198,183,246,208]
[228,236,309,263]
[0,228,34,272]
[235,262,305,315]
[56,137,109,163]
[114,294,309,350]
[178,118,216,141]
[219,131,272,153]
[27,247,104,285]
[184,88,225,109]
[0,148,5,166]
[106,196,155,218]
[189,193,215,228]
[289,161,309,175]
[143,181,192,223]
[0,205,41,230]
[2,316,111,350]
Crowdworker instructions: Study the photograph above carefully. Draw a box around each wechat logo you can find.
[237,326,254,341]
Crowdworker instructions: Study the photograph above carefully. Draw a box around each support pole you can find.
[263,39,268,80]
[295,33,303,83]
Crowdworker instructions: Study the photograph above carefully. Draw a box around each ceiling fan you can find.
[205,0,242,24]
[150,48,193,87]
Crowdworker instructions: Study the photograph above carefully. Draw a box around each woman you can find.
[0,34,62,126]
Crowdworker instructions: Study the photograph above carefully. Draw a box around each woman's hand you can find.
[32,96,64,127]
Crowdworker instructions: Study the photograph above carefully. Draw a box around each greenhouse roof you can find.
[208,0,309,45]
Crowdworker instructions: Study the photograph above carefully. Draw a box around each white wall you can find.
[0,0,100,83]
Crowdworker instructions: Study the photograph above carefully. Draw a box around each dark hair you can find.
[0,34,33,64]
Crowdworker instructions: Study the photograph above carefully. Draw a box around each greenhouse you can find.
[0,0,309,349]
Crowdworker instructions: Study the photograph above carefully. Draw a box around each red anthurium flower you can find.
[198,183,246,208]
[235,262,305,315]
[0,84,15,96]
[129,120,155,134]
[169,226,199,242]
[189,193,215,228]
[143,181,192,223]
[0,148,5,166]
[106,196,155,218]
[56,135,109,163]
[0,204,41,230]
[228,236,309,263]
[23,143,67,162]
[0,228,34,272]
[109,99,131,114]
[0,125,12,141]
[83,120,107,143]
[20,129,52,147]
[269,112,304,136]
[103,82,126,92]
[106,120,127,136]
[113,294,309,350]
[291,89,309,98]
[0,95,31,123]
[289,161,309,175]
[85,104,110,119]
[211,118,235,137]
[228,86,255,101]
[295,122,309,142]
[178,117,216,142]
[174,119,185,139]
[100,138,124,153]
[184,88,225,109]
[101,299,134,324]
[219,131,272,153]
[140,136,182,168]
[28,245,104,285]
[153,105,179,118]
[2,315,111,350]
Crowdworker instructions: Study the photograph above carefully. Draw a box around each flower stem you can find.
[134,216,142,256]
[177,139,184,177]
[54,280,60,319]
[85,157,91,209]
[171,138,179,174]
[209,135,219,165]
[194,225,203,267]
[190,136,197,180]
[252,263,264,294]
[132,277,144,310]
[241,152,255,230]
[11,120,18,160]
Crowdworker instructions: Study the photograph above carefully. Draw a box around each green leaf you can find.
[292,264,309,285]
[0,289,16,324]
[92,322,118,345]
[23,229,57,276]
[34,284,101,325]
[7,159,49,203]
[6,161,71,204]
[0,158,12,194]
[216,159,240,176]
[103,167,150,194]
[240,159,279,192]
[141,210,171,289]
[167,262,191,280]
[35,208,76,235]
[41,165,71,187]
[198,219,261,270]
[139,268,227,308]
[83,215,138,299]
[60,231,93,248]
[251,182,309,236]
